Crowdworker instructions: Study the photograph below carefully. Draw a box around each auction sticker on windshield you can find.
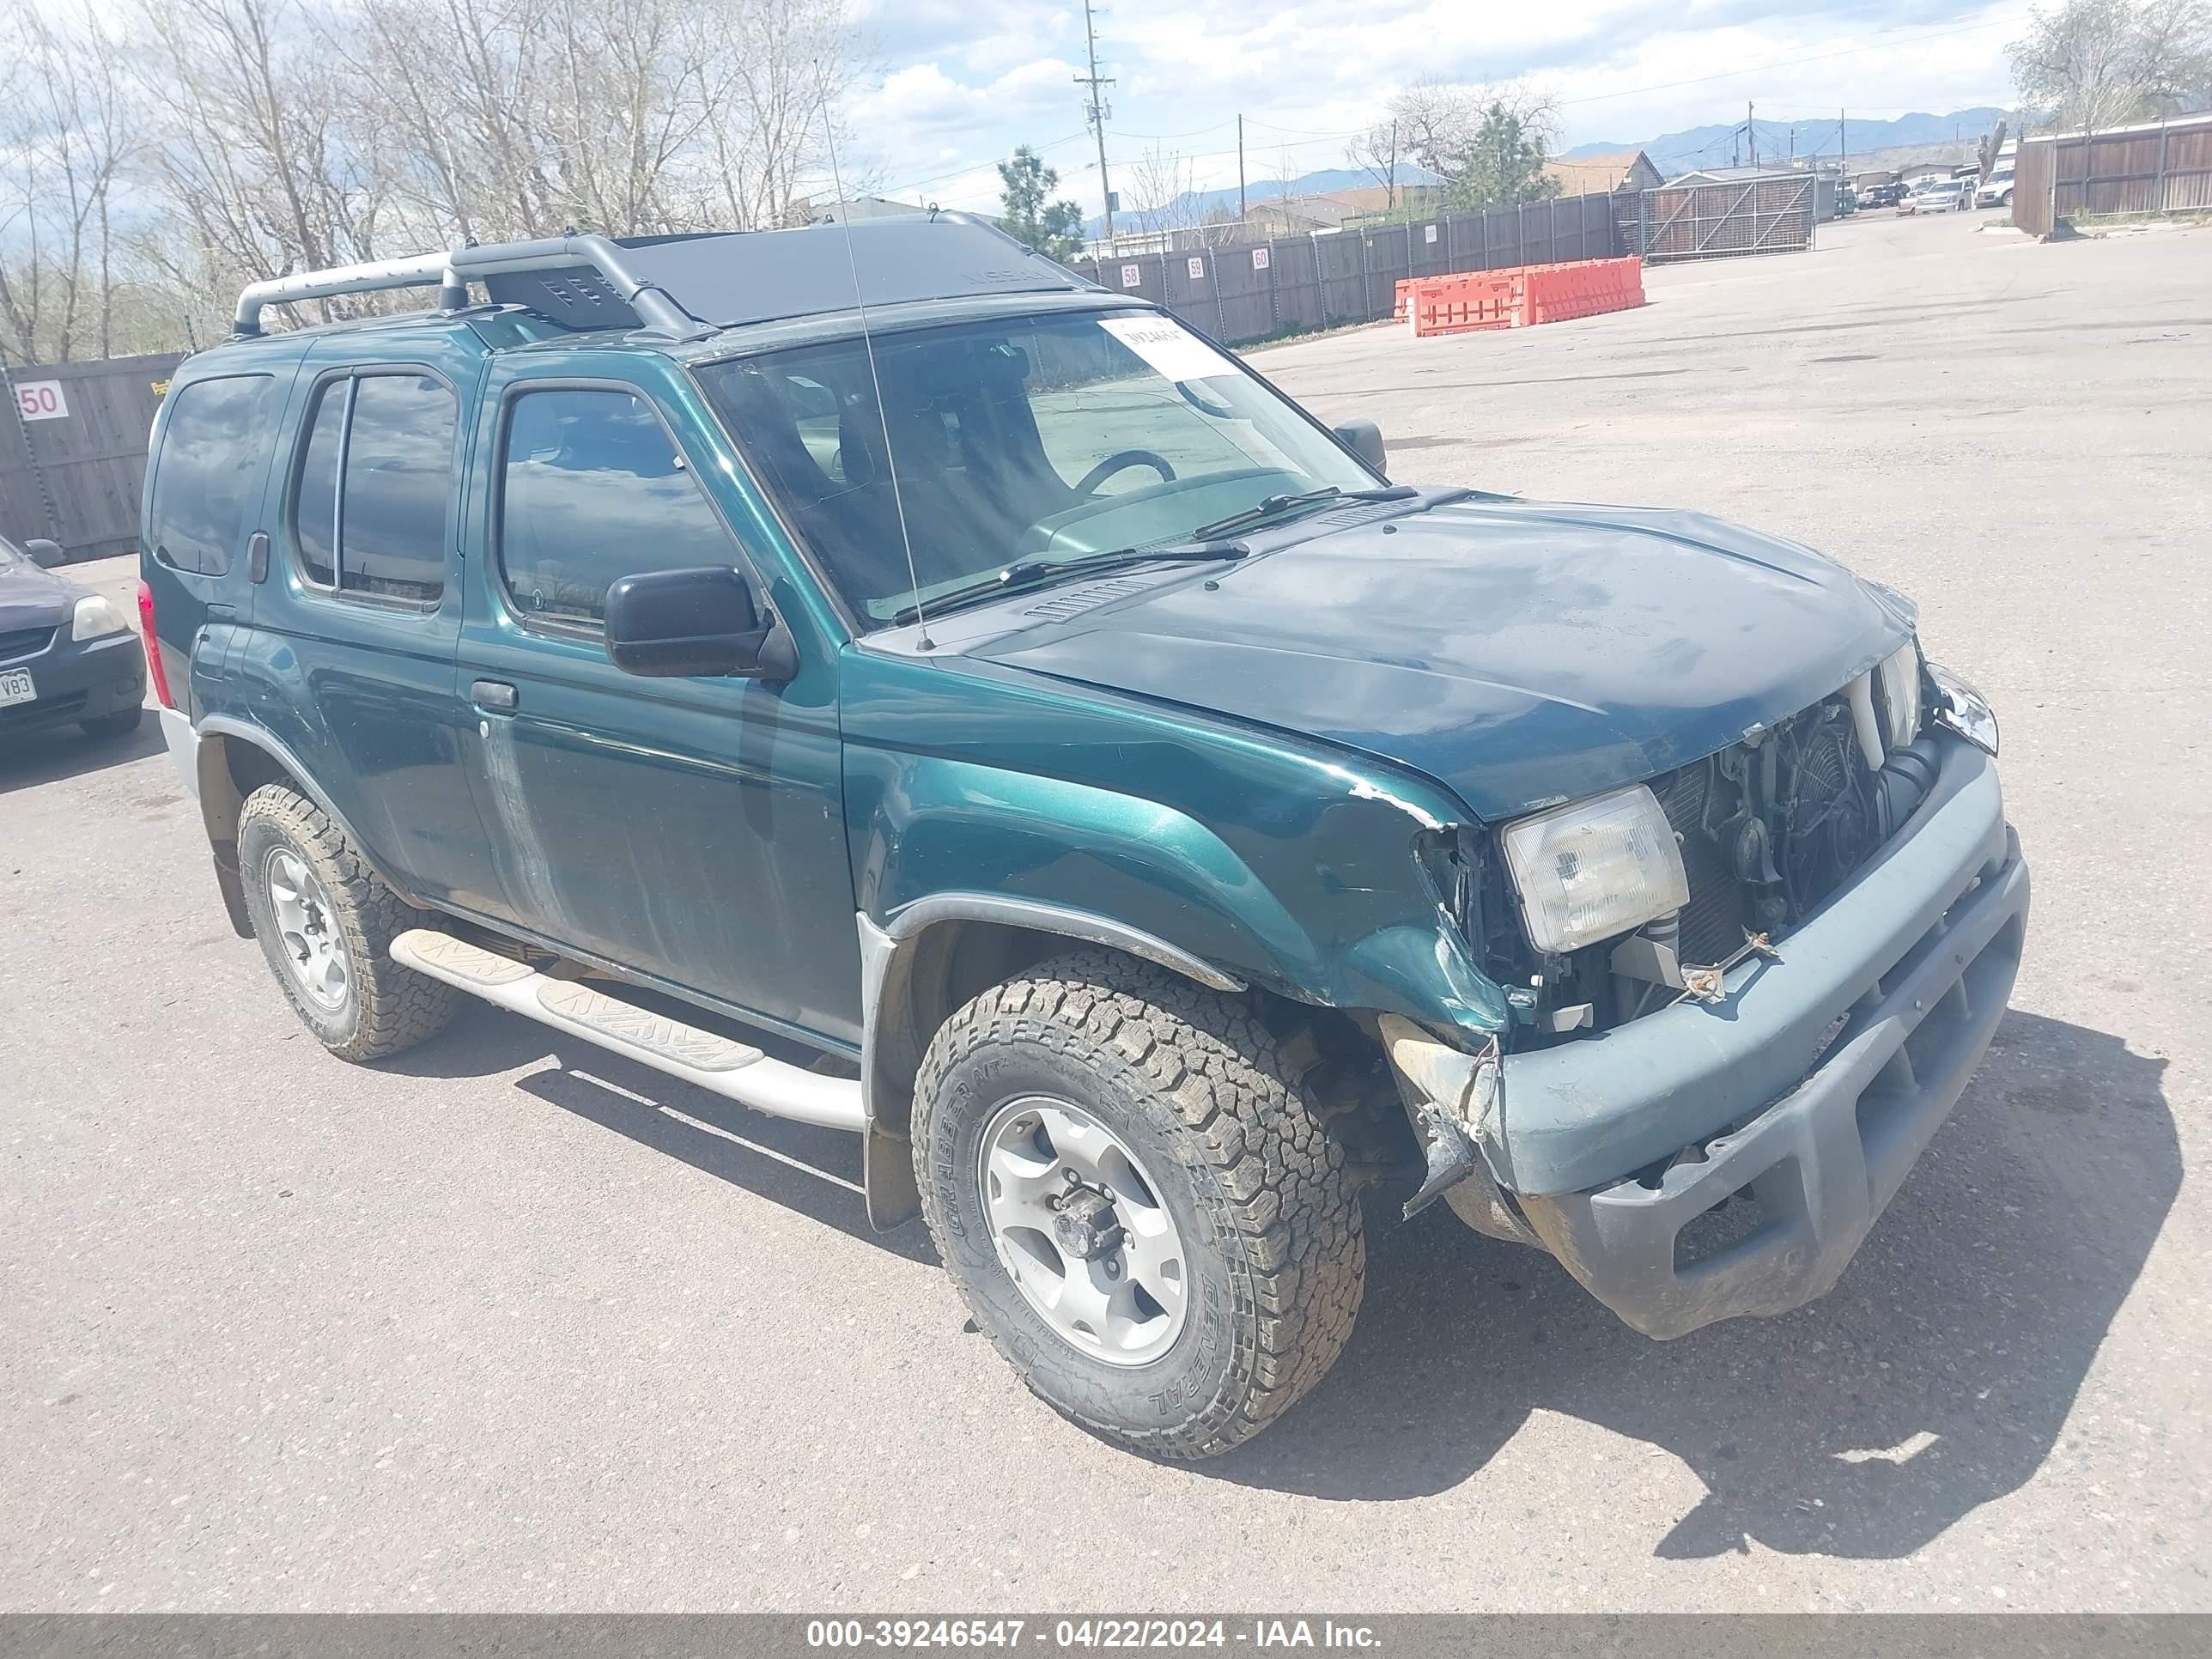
[0,668,36,708]
[1099,314,1237,385]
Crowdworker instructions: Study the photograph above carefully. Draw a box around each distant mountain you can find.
[1565,108,2018,177]
[1084,165,1443,241]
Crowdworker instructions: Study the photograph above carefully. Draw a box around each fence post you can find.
[1208,252,1224,338]
[1358,229,1370,320]
[0,352,67,548]
[2155,119,2170,211]
[1268,239,1280,334]
[1478,207,1487,269]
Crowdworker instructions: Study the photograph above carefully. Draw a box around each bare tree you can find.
[0,0,139,362]
[0,0,874,350]
[1345,121,1400,213]
[1387,74,1560,185]
[136,0,393,329]
[1127,143,1194,240]
[2009,0,2212,128]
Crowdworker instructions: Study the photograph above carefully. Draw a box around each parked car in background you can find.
[0,535,145,744]
[1899,179,1972,215]
[1859,182,1906,210]
[1976,167,2016,209]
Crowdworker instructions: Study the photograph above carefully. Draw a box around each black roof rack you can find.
[231,216,1097,340]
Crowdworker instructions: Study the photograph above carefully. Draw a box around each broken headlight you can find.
[1928,661,1999,756]
[1500,783,1690,956]
[1876,640,1923,749]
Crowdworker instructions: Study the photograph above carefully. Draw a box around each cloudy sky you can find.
[842,0,2033,216]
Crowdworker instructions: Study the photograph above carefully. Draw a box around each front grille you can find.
[1645,694,1880,966]
[0,624,54,662]
[1651,763,1752,963]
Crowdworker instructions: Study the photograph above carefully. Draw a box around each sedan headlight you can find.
[1928,661,1998,756]
[1876,640,1923,749]
[70,593,128,642]
[1500,783,1689,956]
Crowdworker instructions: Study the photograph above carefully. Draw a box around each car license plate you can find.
[0,667,35,708]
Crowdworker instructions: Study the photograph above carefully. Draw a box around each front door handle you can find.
[471,679,518,713]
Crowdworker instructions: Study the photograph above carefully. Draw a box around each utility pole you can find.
[1075,0,1117,249]
[1237,114,1247,224]
[1840,108,1847,180]
[1748,101,1757,172]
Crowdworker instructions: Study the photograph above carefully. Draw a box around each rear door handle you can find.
[471,679,518,713]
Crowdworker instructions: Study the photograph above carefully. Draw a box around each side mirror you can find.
[604,566,786,680]
[1334,420,1386,477]
[23,537,63,567]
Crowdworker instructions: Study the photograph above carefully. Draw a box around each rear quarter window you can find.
[149,374,280,575]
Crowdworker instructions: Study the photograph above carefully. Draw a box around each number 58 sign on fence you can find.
[14,380,69,422]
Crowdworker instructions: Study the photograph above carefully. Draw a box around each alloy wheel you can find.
[977,1096,1188,1366]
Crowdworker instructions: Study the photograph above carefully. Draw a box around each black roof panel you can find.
[483,218,1093,334]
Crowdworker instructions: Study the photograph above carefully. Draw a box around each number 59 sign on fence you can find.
[14,380,69,422]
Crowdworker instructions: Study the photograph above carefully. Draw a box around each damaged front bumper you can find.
[1387,733,2030,1339]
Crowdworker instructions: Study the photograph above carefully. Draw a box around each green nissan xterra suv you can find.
[143,219,2027,1458]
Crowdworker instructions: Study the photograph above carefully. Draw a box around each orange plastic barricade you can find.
[1401,257,1645,337]
[1407,270,1521,336]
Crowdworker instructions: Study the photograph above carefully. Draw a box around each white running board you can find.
[390,929,865,1133]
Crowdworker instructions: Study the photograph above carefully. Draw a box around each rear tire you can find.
[236,784,459,1062]
[80,708,142,739]
[912,949,1365,1459]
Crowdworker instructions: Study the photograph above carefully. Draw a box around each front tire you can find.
[912,950,1365,1459]
[236,784,459,1062]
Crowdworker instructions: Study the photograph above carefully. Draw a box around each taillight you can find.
[137,581,176,710]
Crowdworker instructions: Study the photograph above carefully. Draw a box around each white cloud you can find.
[846,1,2036,219]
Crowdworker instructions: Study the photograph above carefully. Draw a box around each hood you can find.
[972,498,1913,823]
[0,552,74,634]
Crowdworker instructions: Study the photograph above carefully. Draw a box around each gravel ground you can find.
[2,209,2207,1613]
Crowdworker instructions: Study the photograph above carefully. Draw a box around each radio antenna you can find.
[820,100,933,649]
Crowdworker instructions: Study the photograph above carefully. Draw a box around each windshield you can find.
[696,309,1376,626]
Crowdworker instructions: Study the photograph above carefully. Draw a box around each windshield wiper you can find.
[1189,484,1419,543]
[889,540,1250,627]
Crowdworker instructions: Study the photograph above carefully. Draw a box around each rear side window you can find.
[290,371,459,604]
[496,388,737,625]
[149,374,278,574]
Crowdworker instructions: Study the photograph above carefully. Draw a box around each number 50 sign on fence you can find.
[14,380,69,422]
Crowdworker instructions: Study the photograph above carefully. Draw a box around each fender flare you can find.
[193,716,419,905]
[855,894,1245,1231]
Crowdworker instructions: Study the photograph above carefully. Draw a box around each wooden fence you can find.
[0,351,182,566]
[2012,112,2212,235]
[1068,191,1624,346]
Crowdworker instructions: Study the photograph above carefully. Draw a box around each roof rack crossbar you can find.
[232,233,710,340]
[233,250,465,336]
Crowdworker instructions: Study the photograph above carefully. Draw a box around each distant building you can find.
[1541,149,1663,195]
[1665,165,1800,187]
